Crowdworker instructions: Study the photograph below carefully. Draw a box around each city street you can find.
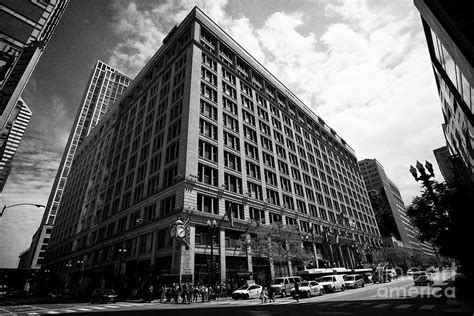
[1,271,470,315]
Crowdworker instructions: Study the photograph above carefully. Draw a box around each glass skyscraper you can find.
[25,61,131,268]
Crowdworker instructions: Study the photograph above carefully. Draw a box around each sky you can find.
[0,0,446,268]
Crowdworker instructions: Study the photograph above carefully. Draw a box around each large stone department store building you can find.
[44,7,381,293]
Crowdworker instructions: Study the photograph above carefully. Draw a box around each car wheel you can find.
[319,289,324,296]
[281,290,286,298]
[307,291,311,298]
[245,294,249,300]
[362,283,365,287]
[341,286,345,292]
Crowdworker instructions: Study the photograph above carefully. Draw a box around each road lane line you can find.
[88,306,107,310]
[61,310,77,313]
[373,303,390,308]
[419,305,435,310]
[45,311,60,314]
[103,305,120,308]
[394,304,412,309]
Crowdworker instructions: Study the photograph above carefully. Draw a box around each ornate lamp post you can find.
[409,160,437,202]
[207,219,219,286]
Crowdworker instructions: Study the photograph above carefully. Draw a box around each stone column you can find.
[312,243,319,268]
[219,229,226,282]
[337,244,345,267]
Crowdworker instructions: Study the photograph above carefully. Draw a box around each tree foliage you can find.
[407,180,474,277]
[240,222,313,264]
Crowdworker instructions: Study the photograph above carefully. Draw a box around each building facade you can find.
[0,98,31,192]
[1,0,68,146]
[433,145,456,182]
[358,159,436,257]
[415,0,474,184]
[44,8,381,294]
[25,61,131,268]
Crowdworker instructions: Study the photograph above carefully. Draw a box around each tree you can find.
[407,180,473,280]
[240,222,313,266]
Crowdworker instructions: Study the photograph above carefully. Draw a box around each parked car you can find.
[269,276,303,298]
[317,275,345,293]
[232,284,262,300]
[343,274,365,289]
[91,288,118,303]
[413,271,434,286]
[290,281,323,298]
[0,284,8,297]
[407,267,420,275]
[385,269,398,279]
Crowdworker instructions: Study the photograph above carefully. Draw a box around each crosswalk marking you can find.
[419,304,435,310]
[373,303,390,308]
[46,311,60,314]
[395,304,412,309]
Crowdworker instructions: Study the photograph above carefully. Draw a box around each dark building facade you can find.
[415,0,474,184]
[44,8,381,295]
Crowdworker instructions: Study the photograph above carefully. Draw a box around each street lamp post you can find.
[409,160,437,202]
[1,203,45,217]
[207,219,218,286]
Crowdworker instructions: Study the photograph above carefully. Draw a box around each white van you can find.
[317,275,345,293]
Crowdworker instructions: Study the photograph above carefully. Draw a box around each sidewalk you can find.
[439,275,474,314]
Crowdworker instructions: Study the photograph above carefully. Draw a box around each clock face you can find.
[177,226,186,238]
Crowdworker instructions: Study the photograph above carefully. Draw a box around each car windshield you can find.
[271,279,284,285]
[103,289,116,294]
[344,276,355,281]
[318,276,333,282]
[238,285,250,290]
[299,282,309,287]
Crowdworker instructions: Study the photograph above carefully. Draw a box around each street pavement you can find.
[0,271,471,315]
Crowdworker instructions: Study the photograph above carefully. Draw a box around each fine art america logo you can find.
[375,268,456,299]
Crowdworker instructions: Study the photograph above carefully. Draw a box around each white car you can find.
[317,275,345,293]
[290,281,324,298]
[232,284,262,299]
[407,267,420,276]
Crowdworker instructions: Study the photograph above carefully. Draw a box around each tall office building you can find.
[358,159,436,257]
[1,0,68,145]
[0,98,31,192]
[25,61,131,268]
[44,8,381,294]
[433,145,456,182]
[414,0,474,184]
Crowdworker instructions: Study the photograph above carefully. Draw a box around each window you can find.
[200,83,217,102]
[167,119,181,141]
[202,52,217,70]
[240,82,253,97]
[160,195,175,216]
[225,200,244,220]
[282,194,294,210]
[276,145,286,158]
[242,109,255,126]
[165,141,180,164]
[260,135,273,151]
[256,94,267,109]
[223,113,239,132]
[247,181,263,200]
[224,173,242,193]
[224,151,241,171]
[201,67,217,86]
[257,106,268,121]
[199,140,218,162]
[271,116,282,130]
[246,161,261,179]
[200,100,217,120]
[222,96,238,115]
[269,212,282,223]
[280,177,292,192]
[222,68,236,84]
[266,189,280,205]
[278,160,289,175]
[197,193,218,214]
[243,125,257,142]
[259,121,271,136]
[249,207,265,223]
[244,142,259,160]
[264,169,277,186]
[224,131,240,151]
[288,153,298,166]
[291,167,301,181]
[242,96,254,111]
[150,152,162,173]
[294,183,304,197]
[223,81,237,99]
[198,163,218,186]
[199,119,218,140]
[262,152,275,168]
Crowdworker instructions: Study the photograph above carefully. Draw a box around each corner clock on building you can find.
[177,225,186,238]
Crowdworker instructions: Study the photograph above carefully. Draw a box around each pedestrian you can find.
[187,284,193,304]
[260,287,268,303]
[294,280,300,302]
[268,286,275,302]
[193,285,199,302]
[181,284,187,304]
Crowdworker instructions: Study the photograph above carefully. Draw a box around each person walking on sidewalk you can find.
[294,280,300,302]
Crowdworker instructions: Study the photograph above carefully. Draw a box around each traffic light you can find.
[214,261,220,273]
[207,260,212,272]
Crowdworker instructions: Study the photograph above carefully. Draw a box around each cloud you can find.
[107,0,444,205]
